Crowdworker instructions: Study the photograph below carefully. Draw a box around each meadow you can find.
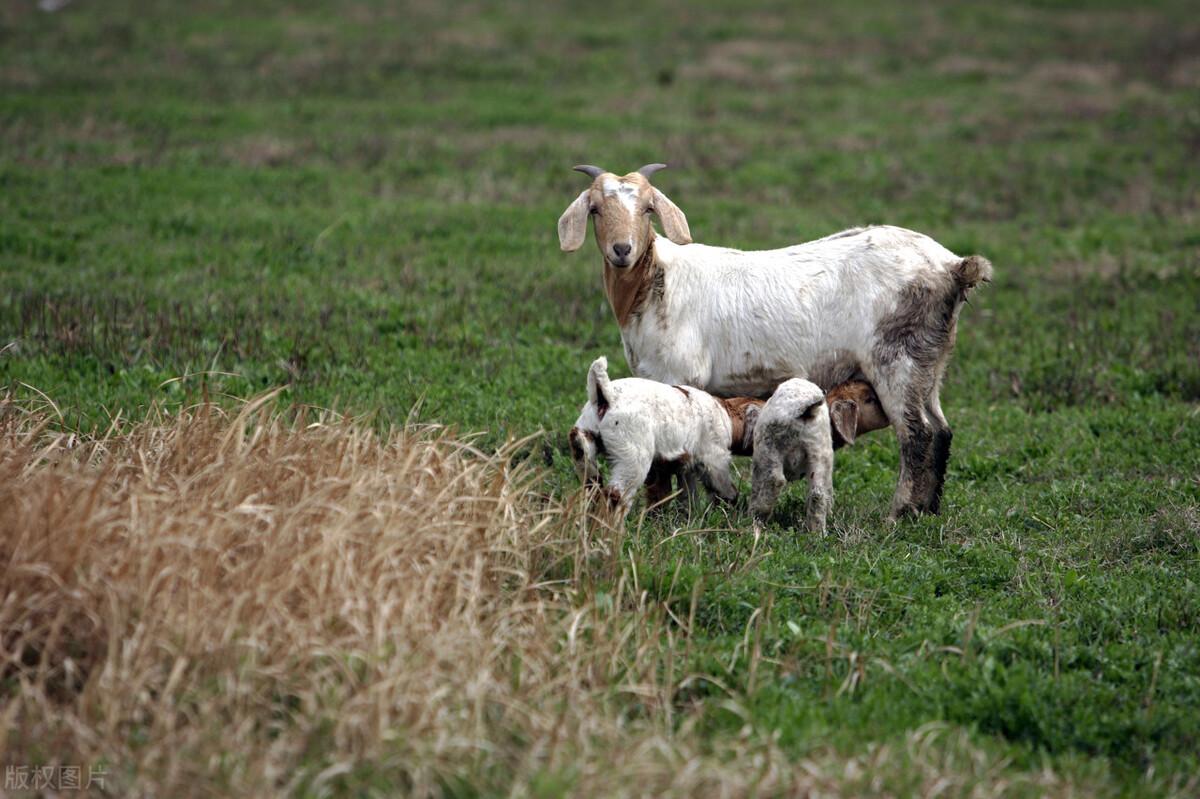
[2,0,1199,795]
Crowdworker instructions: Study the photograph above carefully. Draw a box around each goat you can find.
[568,357,760,519]
[643,378,889,507]
[558,164,992,519]
[746,378,834,534]
[746,378,887,534]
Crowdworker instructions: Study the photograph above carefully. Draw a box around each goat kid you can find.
[747,378,834,534]
[747,379,889,534]
[568,357,759,519]
[644,378,890,506]
[558,163,992,520]
[569,358,889,523]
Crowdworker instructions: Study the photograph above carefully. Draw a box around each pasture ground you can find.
[2,0,1199,795]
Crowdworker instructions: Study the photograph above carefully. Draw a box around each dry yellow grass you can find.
[0,393,1101,797]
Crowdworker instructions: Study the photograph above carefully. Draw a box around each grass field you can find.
[2,0,1199,796]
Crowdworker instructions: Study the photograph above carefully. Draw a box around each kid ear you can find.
[829,400,859,446]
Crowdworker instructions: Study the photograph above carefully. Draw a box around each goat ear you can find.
[829,400,858,446]
[741,404,760,451]
[651,188,692,245]
[557,190,591,252]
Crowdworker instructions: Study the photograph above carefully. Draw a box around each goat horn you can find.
[573,165,606,179]
[637,163,668,178]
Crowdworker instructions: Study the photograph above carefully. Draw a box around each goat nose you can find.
[613,243,632,258]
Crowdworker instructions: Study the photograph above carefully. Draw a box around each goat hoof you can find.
[887,504,920,523]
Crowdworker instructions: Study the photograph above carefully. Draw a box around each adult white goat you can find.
[558,163,992,519]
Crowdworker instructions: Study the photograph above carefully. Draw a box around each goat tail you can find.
[586,356,612,414]
[951,254,994,291]
[799,398,824,422]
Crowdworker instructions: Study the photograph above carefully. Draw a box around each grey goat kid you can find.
[748,378,836,534]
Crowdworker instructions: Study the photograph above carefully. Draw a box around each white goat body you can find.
[619,226,975,396]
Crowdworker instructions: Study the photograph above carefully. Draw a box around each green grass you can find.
[2,0,1199,794]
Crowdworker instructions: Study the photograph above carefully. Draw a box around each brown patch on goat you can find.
[671,385,690,398]
[569,427,604,455]
[872,270,960,369]
[649,266,667,304]
[568,426,604,487]
[568,426,585,459]
[825,379,891,449]
[649,265,670,328]
[951,255,994,290]
[874,255,992,370]
[718,396,766,456]
[604,242,660,327]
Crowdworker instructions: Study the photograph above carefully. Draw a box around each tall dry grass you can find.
[0,392,1097,797]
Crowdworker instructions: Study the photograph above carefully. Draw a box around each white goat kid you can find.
[558,164,992,520]
[568,357,759,519]
[747,378,835,534]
